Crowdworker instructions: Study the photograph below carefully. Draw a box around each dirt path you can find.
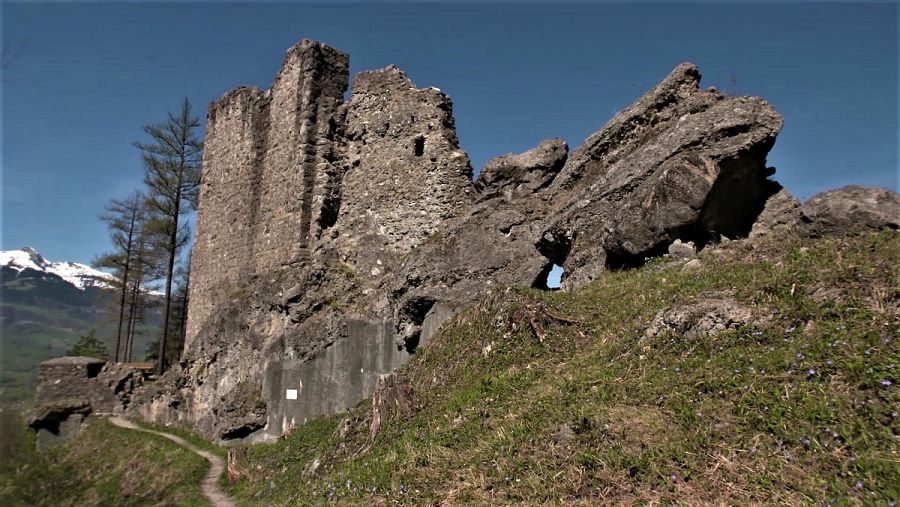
[107,416,235,507]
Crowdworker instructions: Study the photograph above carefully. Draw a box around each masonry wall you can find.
[186,87,270,344]
[185,40,349,350]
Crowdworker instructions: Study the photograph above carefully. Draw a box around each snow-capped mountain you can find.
[0,247,115,290]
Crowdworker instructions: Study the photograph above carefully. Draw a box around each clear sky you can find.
[2,2,897,268]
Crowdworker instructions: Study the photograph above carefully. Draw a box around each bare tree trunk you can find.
[113,211,137,362]
[157,188,181,375]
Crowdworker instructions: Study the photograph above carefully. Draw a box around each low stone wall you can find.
[27,357,142,449]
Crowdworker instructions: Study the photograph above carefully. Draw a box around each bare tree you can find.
[94,191,145,362]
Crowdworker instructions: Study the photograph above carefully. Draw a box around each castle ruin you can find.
[132,38,791,441]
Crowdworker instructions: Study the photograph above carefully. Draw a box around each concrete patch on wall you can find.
[262,319,409,439]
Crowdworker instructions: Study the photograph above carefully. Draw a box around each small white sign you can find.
[286,389,298,400]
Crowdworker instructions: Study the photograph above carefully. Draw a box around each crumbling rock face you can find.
[798,186,900,237]
[27,399,92,450]
[475,138,568,198]
[127,39,805,441]
[542,63,783,286]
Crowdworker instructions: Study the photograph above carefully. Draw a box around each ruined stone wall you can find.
[148,38,812,442]
[253,41,348,271]
[333,66,474,280]
[186,40,349,350]
[187,87,270,344]
[29,357,143,448]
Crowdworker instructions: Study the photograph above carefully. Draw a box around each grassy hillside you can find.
[4,231,897,505]
[0,412,211,506]
[225,231,898,505]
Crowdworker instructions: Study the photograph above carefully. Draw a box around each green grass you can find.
[132,419,228,460]
[224,231,898,505]
[0,415,211,506]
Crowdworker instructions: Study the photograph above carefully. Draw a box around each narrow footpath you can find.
[107,416,235,507]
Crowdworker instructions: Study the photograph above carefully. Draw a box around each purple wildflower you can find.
[807,368,816,377]
[750,446,758,454]
[826,359,833,366]
[670,474,678,481]
[849,456,856,462]
[880,379,893,386]
[855,480,863,490]
[797,352,805,360]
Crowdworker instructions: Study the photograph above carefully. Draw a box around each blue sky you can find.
[2,2,898,269]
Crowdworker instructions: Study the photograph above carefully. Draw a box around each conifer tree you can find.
[67,329,108,359]
[135,98,203,375]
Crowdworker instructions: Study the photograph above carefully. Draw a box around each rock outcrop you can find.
[540,63,784,287]
[119,38,899,442]
[798,186,900,237]
[475,138,568,198]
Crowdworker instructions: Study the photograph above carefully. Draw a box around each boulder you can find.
[668,239,697,261]
[642,296,757,341]
[750,186,801,238]
[475,138,568,198]
[798,185,900,237]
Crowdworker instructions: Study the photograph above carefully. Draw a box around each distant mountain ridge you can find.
[0,247,115,291]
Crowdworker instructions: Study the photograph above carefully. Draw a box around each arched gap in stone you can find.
[533,262,565,290]
[547,264,564,289]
